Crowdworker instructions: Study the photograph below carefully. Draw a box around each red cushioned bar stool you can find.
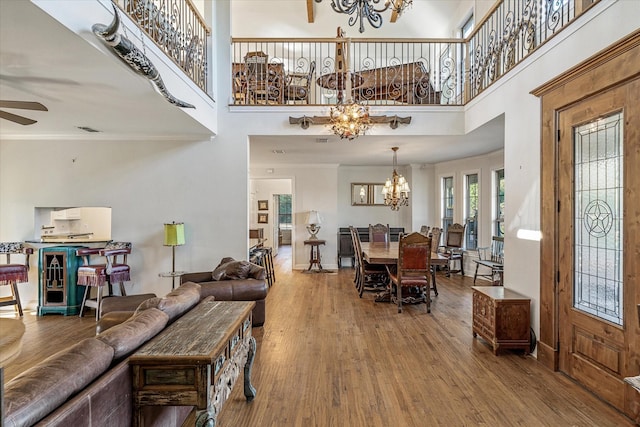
[0,242,33,316]
[76,241,131,320]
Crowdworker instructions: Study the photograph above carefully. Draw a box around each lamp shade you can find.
[305,210,321,225]
[164,222,185,246]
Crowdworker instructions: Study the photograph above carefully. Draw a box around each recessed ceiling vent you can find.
[77,126,100,133]
[315,138,328,143]
[272,149,286,154]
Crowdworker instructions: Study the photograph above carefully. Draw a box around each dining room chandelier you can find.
[329,99,372,140]
[316,0,413,33]
[382,146,410,210]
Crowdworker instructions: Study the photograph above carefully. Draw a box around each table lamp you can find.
[305,210,322,240]
[164,221,185,288]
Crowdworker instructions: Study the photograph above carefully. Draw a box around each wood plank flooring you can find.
[1,245,634,426]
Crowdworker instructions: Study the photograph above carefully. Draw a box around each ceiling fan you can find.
[0,100,48,125]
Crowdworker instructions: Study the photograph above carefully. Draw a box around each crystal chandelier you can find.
[329,99,372,140]
[316,0,413,33]
[382,147,410,210]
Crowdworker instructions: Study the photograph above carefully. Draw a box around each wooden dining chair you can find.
[351,226,387,297]
[473,236,504,285]
[387,232,432,313]
[439,223,466,276]
[244,51,269,104]
[369,223,390,243]
[284,60,315,104]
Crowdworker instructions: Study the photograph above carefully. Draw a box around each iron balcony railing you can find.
[232,38,464,106]
[231,0,599,107]
[116,0,210,93]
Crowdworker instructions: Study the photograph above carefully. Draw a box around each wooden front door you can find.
[556,78,640,411]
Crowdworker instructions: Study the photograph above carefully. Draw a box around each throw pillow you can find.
[212,260,252,281]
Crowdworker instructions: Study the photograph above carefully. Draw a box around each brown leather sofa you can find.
[179,257,269,326]
[3,282,203,427]
[3,259,268,426]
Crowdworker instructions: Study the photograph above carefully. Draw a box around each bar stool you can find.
[0,242,33,317]
[252,247,275,287]
[76,241,131,320]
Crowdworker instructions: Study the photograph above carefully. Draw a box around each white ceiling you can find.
[1,1,504,167]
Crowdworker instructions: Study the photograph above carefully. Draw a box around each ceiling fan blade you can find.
[0,110,37,125]
[0,100,48,111]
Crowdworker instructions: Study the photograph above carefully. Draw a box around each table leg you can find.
[195,408,216,427]
[317,247,323,270]
[244,336,257,401]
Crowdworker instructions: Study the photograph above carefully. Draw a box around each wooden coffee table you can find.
[130,298,256,426]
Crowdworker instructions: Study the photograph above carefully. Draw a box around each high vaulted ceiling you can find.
[1,0,504,167]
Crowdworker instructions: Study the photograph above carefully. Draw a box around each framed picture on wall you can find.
[258,200,268,210]
[258,213,268,223]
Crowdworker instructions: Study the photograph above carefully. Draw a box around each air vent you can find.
[77,126,100,133]
[272,149,286,154]
[315,138,328,143]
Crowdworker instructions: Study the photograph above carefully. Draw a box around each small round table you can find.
[304,239,326,271]
[316,72,364,103]
[159,271,186,290]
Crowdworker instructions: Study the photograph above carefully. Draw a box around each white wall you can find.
[0,135,250,307]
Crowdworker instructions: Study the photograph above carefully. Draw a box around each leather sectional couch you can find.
[3,258,268,426]
[179,257,269,326]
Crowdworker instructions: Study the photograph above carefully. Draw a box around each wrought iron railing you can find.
[230,0,599,107]
[466,0,596,100]
[232,38,464,106]
[116,0,210,93]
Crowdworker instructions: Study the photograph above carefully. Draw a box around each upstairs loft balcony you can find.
[112,0,598,108]
[229,0,599,107]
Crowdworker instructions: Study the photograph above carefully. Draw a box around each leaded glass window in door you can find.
[573,112,623,325]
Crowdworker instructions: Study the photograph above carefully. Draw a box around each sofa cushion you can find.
[4,338,114,427]
[199,279,268,301]
[100,293,157,316]
[96,308,169,359]
[131,282,201,322]
[212,258,253,281]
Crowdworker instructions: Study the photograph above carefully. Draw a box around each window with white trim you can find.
[442,176,454,236]
[494,169,505,237]
[464,173,479,249]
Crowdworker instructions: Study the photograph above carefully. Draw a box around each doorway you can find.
[250,178,293,266]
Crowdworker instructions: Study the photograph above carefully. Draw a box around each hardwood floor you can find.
[2,245,633,426]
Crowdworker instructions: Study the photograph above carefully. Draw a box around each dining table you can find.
[360,241,449,303]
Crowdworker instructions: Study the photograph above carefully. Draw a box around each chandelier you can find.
[329,99,372,140]
[382,147,410,210]
[316,0,413,33]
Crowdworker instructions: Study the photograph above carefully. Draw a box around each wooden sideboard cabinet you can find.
[471,286,531,355]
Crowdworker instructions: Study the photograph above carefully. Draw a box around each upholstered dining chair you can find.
[0,242,33,316]
[386,232,432,313]
[76,241,132,320]
[369,223,390,243]
[284,60,315,104]
[419,225,430,236]
[439,223,466,277]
